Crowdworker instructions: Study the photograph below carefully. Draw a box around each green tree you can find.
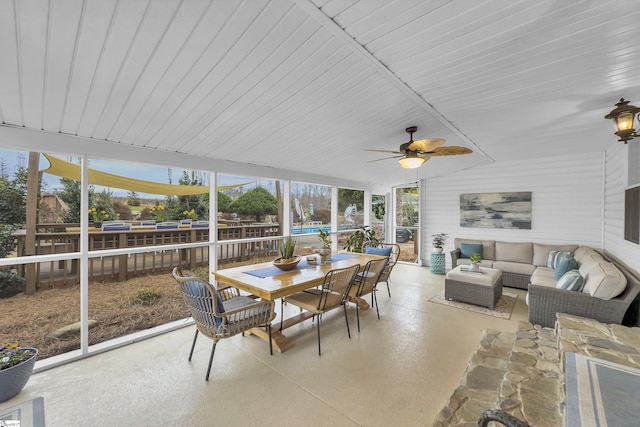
[56,178,81,223]
[217,192,232,213]
[166,171,208,220]
[338,188,364,213]
[230,187,277,222]
[0,165,27,226]
[127,191,141,207]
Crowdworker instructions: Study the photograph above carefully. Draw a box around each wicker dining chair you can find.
[281,264,359,356]
[347,257,388,332]
[172,267,275,380]
[362,242,400,297]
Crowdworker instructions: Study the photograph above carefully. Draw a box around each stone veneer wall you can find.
[433,314,640,426]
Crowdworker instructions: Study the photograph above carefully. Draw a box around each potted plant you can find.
[431,233,448,253]
[469,252,482,272]
[316,229,332,261]
[88,207,110,228]
[0,343,38,403]
[273,237,301,270]
[344,226,380,253]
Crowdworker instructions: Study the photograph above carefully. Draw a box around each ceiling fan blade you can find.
[428,146,473,156]
[364,149,404,154]
[366,155,404,163]
[408,138,445,153]
[416,154,433,161]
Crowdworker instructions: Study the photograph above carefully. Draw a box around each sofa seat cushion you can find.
[533,243,578,267]
[495,241,533,264]
[456,258,494,268]
[493,261,536,276]
[454,238,496,260]
[582,261,627,300]
[530,267,557,287]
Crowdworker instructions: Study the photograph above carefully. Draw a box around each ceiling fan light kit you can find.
[365,126,473,169]
[605,98,640,143]
[398,153,425,169]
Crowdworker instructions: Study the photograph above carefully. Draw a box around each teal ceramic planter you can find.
[0,348,38,403]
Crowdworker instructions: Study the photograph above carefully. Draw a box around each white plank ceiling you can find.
[1,0,639,187]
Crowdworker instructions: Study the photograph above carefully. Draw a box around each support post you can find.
[24,152,40,294]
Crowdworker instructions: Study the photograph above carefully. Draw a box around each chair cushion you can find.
[365,246,392,257]
[554,256,579,280]
[460,243,483,259]
[556,270,585,291]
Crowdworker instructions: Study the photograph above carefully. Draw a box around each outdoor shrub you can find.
[130,288,162,306]
[0,224,20,259]
[190,268,209,281]
[113,201,134,220]
[0,270,25,299]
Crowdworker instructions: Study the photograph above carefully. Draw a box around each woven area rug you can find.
[428,291,518,320]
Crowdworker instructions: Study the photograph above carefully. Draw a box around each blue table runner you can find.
[244,253,357,278]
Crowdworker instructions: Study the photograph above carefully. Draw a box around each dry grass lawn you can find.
[1,272,191,361]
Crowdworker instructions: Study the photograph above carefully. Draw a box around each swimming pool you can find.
[291,225,331,234]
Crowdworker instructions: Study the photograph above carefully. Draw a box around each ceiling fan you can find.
[366,126,473,168]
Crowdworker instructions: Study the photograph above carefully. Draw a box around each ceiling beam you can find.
[293,0,494,162]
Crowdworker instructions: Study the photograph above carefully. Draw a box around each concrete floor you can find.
[0,264,529,427]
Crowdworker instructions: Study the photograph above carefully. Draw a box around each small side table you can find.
[430,251,446,275]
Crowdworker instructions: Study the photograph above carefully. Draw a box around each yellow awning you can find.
[42,154,248,196]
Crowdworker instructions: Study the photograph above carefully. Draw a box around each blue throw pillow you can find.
[460,243,483,259]
[556,270,584,291]
[547,250,572,269]
[365,246,392,257]
[554,256,578,280]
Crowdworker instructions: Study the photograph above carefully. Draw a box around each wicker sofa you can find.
[450,238,578,289]
[450,238,640,328]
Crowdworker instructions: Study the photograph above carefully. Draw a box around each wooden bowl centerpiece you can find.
[272,255,302,271]
[274,236,299,270]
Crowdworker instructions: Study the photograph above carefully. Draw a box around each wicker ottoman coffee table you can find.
[445,266,503,309]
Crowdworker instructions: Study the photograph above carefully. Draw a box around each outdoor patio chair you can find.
[362,242,400,297]
[281,264,359,355]
[347,257,388,332]
[172,267,275,381]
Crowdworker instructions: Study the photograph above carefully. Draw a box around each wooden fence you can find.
[12,224,281,289]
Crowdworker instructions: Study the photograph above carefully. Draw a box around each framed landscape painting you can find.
[460,192,532,229]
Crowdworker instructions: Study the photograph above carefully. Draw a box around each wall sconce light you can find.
[605,98,640,143]
[398,152,425,169]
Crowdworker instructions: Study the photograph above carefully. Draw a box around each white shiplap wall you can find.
[421,152,605,268]
[603,143,640,272]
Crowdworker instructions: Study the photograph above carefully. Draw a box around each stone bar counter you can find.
[433,313,640,426]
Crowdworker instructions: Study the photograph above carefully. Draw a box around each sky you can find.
[0,149,266,198]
